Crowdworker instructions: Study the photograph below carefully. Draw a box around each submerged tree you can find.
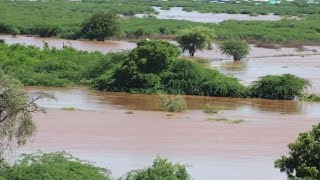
[177,27,216,57]
[119,156,191,180]
[0,71,51,159]
[275,123,320,180]
[219,40,250,61]
[250,74,310,100]
[81,11,120,41]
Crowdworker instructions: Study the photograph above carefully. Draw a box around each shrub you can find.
[203,104,219,114]
[250,74,311,100]
[275,123,320,180]
[219,40,250,61]
[159,95,187,112]
[120,156,191,180]
[34,24,60,37]
[81,11,120,41]
[301,94,320,102]
[0,152,111,180]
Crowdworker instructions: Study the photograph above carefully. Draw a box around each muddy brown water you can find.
[136,7,282,23]
[20,87,320,180]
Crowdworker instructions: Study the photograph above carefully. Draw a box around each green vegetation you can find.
[125,110,134,114]
[120,156,191,180]
[1,1,320,44]
[0,71,50,158]
[81,11,120,41]
[250,74,311,100]
[219,40,250,61]
[207,117,245,124]
[203,104,219,114]
[275,123,320,180]
[177,27,216,56]
[0,152,111,180]
[301,94,320,102]
[0,43,126,87]
[61,107,77,111]
[159,95,187,112]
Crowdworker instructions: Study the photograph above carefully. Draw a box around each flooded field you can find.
[21,87,320,180]
[136,7,282,23]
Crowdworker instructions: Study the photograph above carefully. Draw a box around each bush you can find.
[0,152,111,180]
[120,156,191,180]
[219,40,250,61]
[250,74,311,100]
[203,104,219,114]
[34,24,60,37]
[275,123,320,180]
[159,95,187,112]
[81,11,120,41]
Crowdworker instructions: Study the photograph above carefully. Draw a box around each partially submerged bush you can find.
[203,104,219,114]
[301,94,320,102]
[250,74,310,100]
[219,40,250,61]
[120,156,191,180]
[275,123,320,180]
[159,95,187,112]
[0,152,111,180]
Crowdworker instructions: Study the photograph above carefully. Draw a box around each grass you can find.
[301,94,320,102]
[166,114,174,117]
[61,107,77,111]
[207,117,245,124]
[159,95,187,112]
[125,110,134,114]
[203,104,219,114]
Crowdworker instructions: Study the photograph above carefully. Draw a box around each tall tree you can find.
[0,71,51,160]
[177,27,216,57]
[81,11,120,41]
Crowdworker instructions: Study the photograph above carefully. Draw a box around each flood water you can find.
[136,7,282,23]
[21,86,320,180]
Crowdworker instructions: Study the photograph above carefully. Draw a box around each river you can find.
[18,87,319,180]
[136,7,282,23]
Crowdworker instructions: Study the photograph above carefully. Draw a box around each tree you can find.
[250,74,310,100]
[219,40,250,61]
[0,71,51,160]
[81,11,120,41]
[275,123,320,180]
[0,152,111,180]
[119,156,191,180]
[177,27,216,57]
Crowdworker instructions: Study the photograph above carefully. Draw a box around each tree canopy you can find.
[250,74,310,100]
[275,123,320,180]
[0,71,50,159]
[177,27,216,56]
[219,40,250,61]
[81,11,120,41]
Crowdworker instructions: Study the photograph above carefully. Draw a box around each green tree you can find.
[81,11,120,41]
[0,152,111,180]
[120,156,191,180]
[177,27,216,57]
[275,123,320,180]
[0,71,50,159]
[250,74,310,100]
[219,40,250,61]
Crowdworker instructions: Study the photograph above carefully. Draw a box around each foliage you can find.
[275,123,320,180]
[250,74,311,100]
[159,95,187,112]
[0,71,50,158]
[81,11,120,41]
[0,43,124,87]
[120,156,191,180]
[203,104,219,114]
[95,40,180,92]
[0,152,111,180]
[34,24,60,37]
[301,94,320,102]
[177,27,216,56]
[219,40,250,61]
